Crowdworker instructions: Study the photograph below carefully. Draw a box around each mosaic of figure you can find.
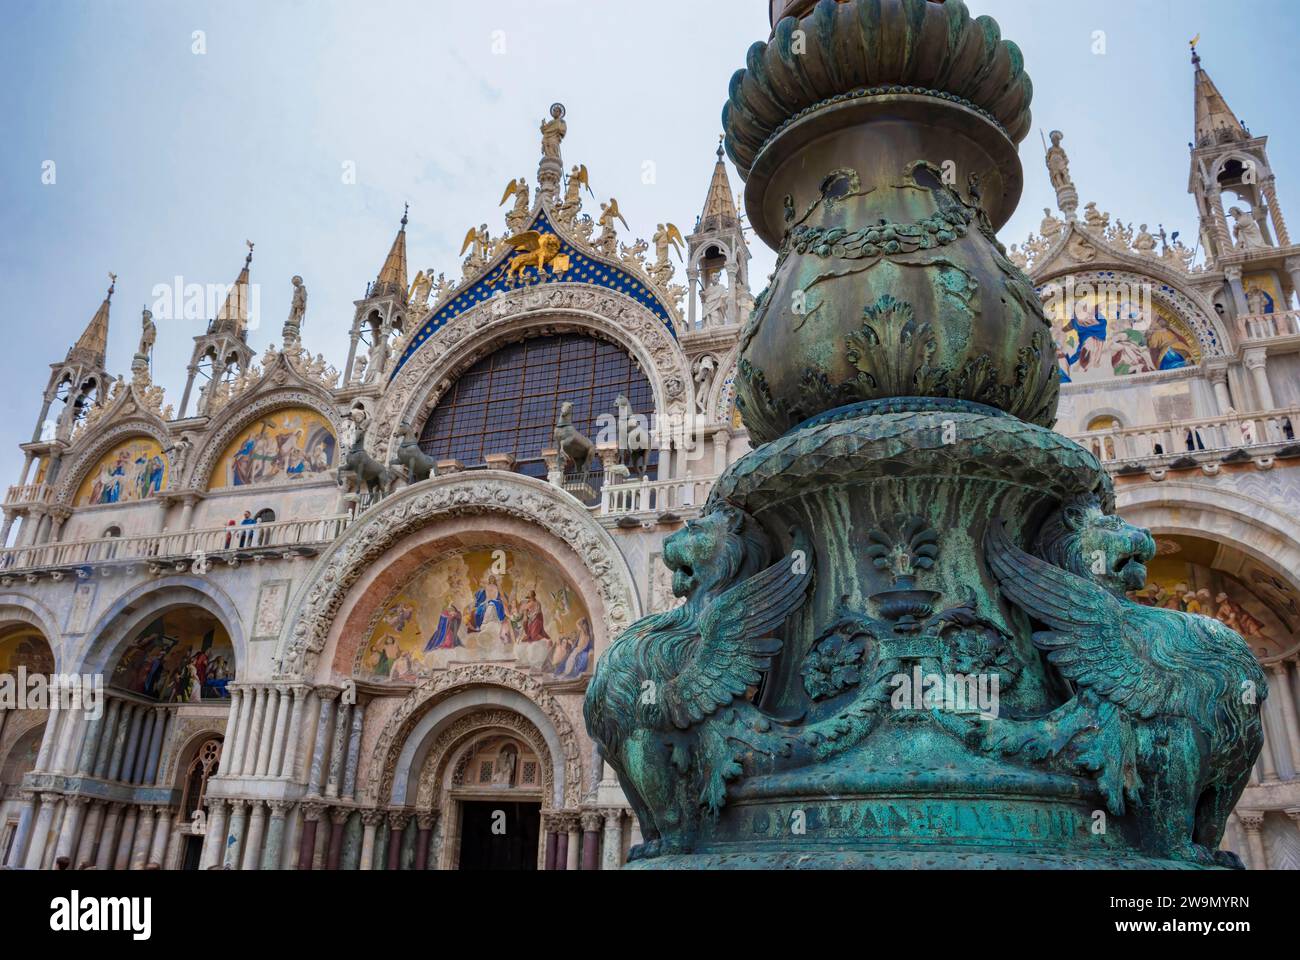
[211,408,336,488]
[1048,290,1200,383]
[0,629,55,675]
[111,610,234,702]
[75,439,169,506]
[357,546,593,681]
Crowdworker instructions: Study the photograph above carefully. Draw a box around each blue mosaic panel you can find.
[390,211,677,381]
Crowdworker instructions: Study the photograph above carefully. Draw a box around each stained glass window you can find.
[419,334,657,481]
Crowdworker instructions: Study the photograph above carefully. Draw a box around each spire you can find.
[215,241,254,334]
[69,272,115,366]
[372,205,409,300]
[698,137,739,233]
[1192,41,1248,148]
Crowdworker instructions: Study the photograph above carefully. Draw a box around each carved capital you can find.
[360,809,386,828]
[1236,811,1265,832]
[387,809,412,831]
[300,801,328,823]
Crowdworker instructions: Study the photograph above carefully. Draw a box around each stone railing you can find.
[1069,408,1300,465]
[0,515,352,575]
[600,475,717,519]
[1239,310,1300,342]
[4,483,53,506]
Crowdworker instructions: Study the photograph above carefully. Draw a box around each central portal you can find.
[457,801,541,870]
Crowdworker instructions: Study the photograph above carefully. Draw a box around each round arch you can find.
[1035,265,1230,362]
[372,285,692,461]
[53,418,172,507]
[70,575,248,680]
[275,472,641,678]
[1118,481,1300,663]
[0,593,64,668]
[369,665,581,810]
[185,385,342,492]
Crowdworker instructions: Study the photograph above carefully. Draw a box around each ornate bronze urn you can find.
[586,0,1266,869]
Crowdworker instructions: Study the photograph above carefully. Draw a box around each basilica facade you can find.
[1,46,1298,872]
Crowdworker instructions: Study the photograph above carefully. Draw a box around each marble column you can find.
[342,700,366,800]
[414,812,438,871]
[229,686,255,777]
[117,705,145,784]
[267,684,293,778]
[54,795,90,864]
[326,807,350,871]
[33,697,62,772]
[129,710,157,784]
[106,703,134,782]
[1258,712,1280,782]
[359,810,384,871]
[1270,661,1300,771]
[4,792,37,868]
[142,707,168,785]
[255,688,280,777]
[386,811,410,870]
[1286,257,1300,312]
[1238,812,1268,870]
[130,806,157,870]
[199,799,228,870]
[94,804,125,870]
[307,688,339,796]
[261,801,291,870]
[242,801,268,871]
[74,801,104,868]
[223,800,249,869]
[297,802,326,871]
[554,826,569,871]
[243,686,269,777]
[113,806,139,870]
[1262,177,1291,246]
[75,700,109,777]
[601,809,623,870]
[52,700,87,776]
[92,697,122,779]
[566,817,581,871]
[1208,368,1233,415]
[220,687,243,756]
[24,793,60,869]
[544,816,559,870]
[581,812,602,870]
[283,806,303,871]
[149,808,174,868]
[281,685,309,780]
[325,700,352,799]
[1244,349,1275,411]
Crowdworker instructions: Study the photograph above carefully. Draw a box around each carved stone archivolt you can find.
[371,285,693,461]
[275,473,641,676]
[185,386,343,491]
[414,709,554,809]
[370,663,583,809]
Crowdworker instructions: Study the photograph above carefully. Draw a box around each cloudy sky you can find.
[1,0,1298,487]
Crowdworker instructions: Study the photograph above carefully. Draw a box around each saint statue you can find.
[286,275,307,340]
[1229,206,1268,249]
[540,103,567,162]
[1046,130,1073,191]
[1039,208,1062,239]
[1133,224,1157,256]
[138,307,156,358]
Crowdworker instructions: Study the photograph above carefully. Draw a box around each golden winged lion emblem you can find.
[505,231,570,284]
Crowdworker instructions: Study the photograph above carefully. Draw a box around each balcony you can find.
[600,475,718,523]
[4,483,52,507]
[1239,310,1300,343]
[1069,407,1300,470]
[0,515,353,578]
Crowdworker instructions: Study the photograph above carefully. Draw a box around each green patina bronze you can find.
[584,0,1266,869]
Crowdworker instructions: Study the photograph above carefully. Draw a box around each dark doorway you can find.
[181,835,204,871]
[457,800,540,870]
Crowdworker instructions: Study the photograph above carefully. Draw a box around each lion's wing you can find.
[661,554,812,729]
[985,520,1174,720]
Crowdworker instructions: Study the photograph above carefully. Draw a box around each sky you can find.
[2,0,1298,488]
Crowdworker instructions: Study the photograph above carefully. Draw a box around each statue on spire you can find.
[137,306,156,359]
[1045,130,1079,220]
[285,275,307,345]
[538,103,567,199]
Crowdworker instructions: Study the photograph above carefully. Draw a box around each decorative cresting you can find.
[370,664,583,809]
[586,0,1266,870]
[275,474,640,677]
[724,0,1055,444]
